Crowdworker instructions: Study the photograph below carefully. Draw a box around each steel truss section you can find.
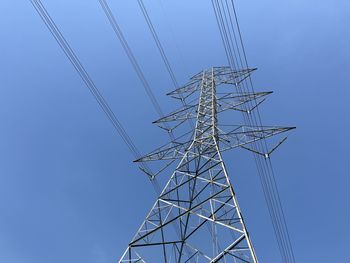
[120,67,293,262]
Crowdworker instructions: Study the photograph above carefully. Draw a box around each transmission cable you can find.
[137,0,195,129]
[228,1,296,262]
[211,1,296,262]
[30,0,153,176]
[137,0,178,88]
[222,1,294,261]
[98,0,166,122]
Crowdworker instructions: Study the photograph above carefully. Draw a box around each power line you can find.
[98,0,166,121]
[233,1,295,261]
[137,0,195,129]
[158,0,191,78]
[228,1,296,261]
[217,1,294,260]
[137,0,179,88]
[211,1,296,262]
[211,4,290,259]
[98,0,181,144]
[30,0,153,175]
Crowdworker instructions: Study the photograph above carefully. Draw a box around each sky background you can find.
[1,0,350,262]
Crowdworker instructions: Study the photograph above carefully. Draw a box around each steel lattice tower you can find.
[120,67,294,262]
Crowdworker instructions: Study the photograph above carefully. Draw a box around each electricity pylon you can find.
[120,67,294,262]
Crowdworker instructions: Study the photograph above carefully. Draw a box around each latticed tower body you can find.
[120,67,294,262]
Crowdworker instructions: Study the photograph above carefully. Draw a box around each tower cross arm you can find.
[218,125,296,154]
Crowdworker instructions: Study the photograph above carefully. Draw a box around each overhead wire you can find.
[228,1,296,262]
[98,0,166,121]
[158,0,191,78]
[217,1,290,260]
[216,1,288,259]
[98,0,182,154]
[136,0,195,130]
[235,1,295,261]
[96,3,196,259]
[212,1,288,259]
[29,0,154,177]
[211,0,296,262]
[137,0,178,88]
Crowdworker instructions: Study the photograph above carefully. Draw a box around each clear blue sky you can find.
[1,0,349,262]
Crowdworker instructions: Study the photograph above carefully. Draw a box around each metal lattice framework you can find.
[120,67,294,262]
